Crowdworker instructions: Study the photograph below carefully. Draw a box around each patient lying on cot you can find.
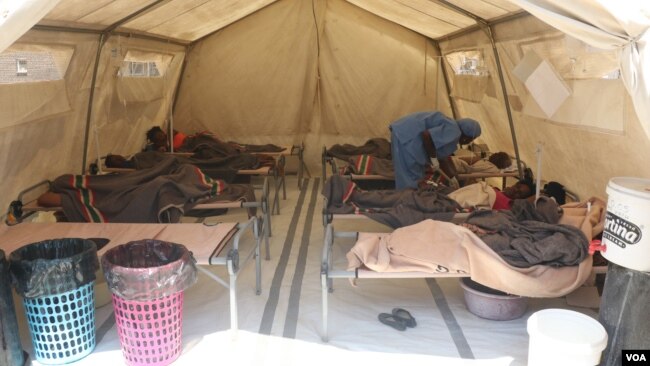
[326,138,392,161]
[323,175,536,228]
[451,151,512,174]
[449,178,536,210]
[37,158,255,223]
[105,150,275,182]
[145,126,285,156]
[340,151,512,181]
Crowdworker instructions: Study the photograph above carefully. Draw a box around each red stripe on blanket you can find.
[342,181,357,203]
[194,167,225,195]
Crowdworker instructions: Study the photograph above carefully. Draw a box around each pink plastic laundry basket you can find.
[111,291,184,366]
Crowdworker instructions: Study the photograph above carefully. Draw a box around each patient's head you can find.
[146,126,168,151]
[503,179,535,199]
[488,152,512,170]
[105,154,132,168]
[542,181,566,205]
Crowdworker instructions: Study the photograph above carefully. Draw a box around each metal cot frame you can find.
[6,178,273,260]
[0,217,262,331]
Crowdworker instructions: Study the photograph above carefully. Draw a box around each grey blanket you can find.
[327,138,392,161]
[344,155,395,177]
[464,199,588,268]
[322,176,460,228]
[133,151,260,181]
[180,134,240,158]
[234,143,285,153]
[53,158,253,223]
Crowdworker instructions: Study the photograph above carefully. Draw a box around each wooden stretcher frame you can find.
[0,217,262,332]
[5,177,273,260]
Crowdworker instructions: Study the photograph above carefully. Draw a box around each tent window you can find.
[445,50,488,76]
[16,59,27,76]
[0,46,70,84]
[121,61,161,77]
[519,35,619,80]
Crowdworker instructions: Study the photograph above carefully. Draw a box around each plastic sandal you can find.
[392,308,417,328]
[378,313,407,331]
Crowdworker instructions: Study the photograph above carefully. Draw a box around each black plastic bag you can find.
[9,238,99,299]
[101,240,197,301]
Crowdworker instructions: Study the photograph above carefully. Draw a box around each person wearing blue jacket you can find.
[389,111,481,190]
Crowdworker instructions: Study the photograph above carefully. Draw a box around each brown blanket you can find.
[322,176,460,228]
[559,197,606,240]
[52,158,252,223]
[347,219,592,298]
[327,138,392,161]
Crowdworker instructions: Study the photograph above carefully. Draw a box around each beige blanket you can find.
[560,197,606,240]
[448,182,495,209]
[347,219,592,298]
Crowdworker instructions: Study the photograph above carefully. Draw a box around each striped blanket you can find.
[52,158,251,223]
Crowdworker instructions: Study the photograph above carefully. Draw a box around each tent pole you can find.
[172,46,190,113]
[435,0,524,177]
[432,41,458,120]
[81,32,107,174]
[485,24,524,179]
[168,46,190,153]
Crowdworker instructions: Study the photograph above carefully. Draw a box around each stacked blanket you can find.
[53,158,253,223]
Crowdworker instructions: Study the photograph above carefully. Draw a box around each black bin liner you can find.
[1,250,25,366]
[101,240,197,301]
[9,238,99,299]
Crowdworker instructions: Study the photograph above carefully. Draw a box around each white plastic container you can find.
[527,309,607,366]
[602,177,650,272]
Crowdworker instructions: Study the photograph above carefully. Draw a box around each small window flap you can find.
[120,50,173,77]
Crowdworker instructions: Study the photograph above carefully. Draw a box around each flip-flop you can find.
[392,308,417,328]
[378,313,407,331]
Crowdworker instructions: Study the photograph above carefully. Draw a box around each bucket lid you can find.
[527,309,607,354]
[607,177,650,201]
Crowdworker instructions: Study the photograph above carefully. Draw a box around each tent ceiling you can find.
[36,0,522,43]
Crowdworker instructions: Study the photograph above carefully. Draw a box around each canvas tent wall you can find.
[0,0,649,218]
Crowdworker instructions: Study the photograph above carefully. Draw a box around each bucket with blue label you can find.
[602,177,650,272]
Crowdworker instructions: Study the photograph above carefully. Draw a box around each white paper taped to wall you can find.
[513,50,571,118]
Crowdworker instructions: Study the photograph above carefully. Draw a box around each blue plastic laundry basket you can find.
[23,281,96,364]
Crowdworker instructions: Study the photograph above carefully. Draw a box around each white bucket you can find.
[527,309,607,366]
[602,177,650,272]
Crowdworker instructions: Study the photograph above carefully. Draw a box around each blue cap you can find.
[457,118,481,138]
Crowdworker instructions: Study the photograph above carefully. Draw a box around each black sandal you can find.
[392,308,416,328]
[378,313,408,331]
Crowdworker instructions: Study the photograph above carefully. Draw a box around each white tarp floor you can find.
[13,176,601,366]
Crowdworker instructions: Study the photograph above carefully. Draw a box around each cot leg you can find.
[266,208,273,238]
[228,261,238,331]
[263,214,271,261]
[321,148,327,181]
[298,147,303,188]
[321,273,329,342]
[273,176,281,215]
[282,175,287,200]
[261,184,273,237]
[254,220,262,294]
